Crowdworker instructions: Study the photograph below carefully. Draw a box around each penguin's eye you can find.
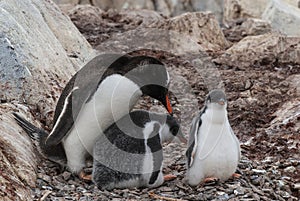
[170,126,179,135]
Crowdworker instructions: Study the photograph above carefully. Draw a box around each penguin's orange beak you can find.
[165,95,173,115]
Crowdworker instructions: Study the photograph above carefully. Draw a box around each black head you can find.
[124,56,173,114]
[165,115,187,144]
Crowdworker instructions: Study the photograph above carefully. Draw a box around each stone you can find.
[96,12,229,56]
[56,0,226,19]
[191,0,224,23]
[223,18,272,42]
[293,183,300,189]
[252,169,267,174]
[92,0,154,11]
[53,0,79,4]
[214,33,300,68]
[0,104,37,201]
[283,166,296,173]
[151,12,230,51]
[238,18,272,36]
[286,74,300,96]
[0,0,95,125]
[224,0,270,21]
[68,4,104,26]
[62,171,72,180]
[266,99,300,135]
[262,0,300,36]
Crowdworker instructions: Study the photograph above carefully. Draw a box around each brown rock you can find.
[266,98,300,135]
[151,12,229,51]
[91,0,154,11]
[223,18,272,42]
[96,12,229,55]
[224,0,270,21]
[214,33,300,68]
[0,104,37,200]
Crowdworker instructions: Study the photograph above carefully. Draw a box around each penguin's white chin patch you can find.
[211,102,227,109]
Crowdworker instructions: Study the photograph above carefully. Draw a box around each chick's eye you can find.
[170,126,179,135]
[207,95,211,102]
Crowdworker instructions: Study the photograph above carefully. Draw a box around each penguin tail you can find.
[12,112,47,140]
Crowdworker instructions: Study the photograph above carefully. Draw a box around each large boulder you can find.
[0,0,95,200]
[214,33,300,68]
[262,0,300,36]
[223,18,272,42]
[224,0,300,23]
[96,11,229,55]
[55,0,224,21]
[266,73,300,137]
[191,0,224,23]
[224,0,270,21]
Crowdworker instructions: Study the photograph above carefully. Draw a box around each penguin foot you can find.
[231,173,241,179]
[163,174,177,181]
[79,171,92,182]
[203,177,219,183]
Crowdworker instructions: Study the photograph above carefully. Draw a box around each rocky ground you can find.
[28,6,299,201]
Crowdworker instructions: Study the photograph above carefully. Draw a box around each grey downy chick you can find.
[92,110,186,190]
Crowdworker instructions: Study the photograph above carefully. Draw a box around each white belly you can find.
[64,74,142,156]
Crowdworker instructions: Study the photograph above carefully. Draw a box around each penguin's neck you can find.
[87,74,142,131]
[204,104,228,124]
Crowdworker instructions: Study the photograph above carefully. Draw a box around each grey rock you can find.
[262,0,300,36]
[62,171,72,180]
[252,169,267,174]
[284,166,297,173]
[191,0,224,23]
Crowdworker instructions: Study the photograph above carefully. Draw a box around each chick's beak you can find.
[218,99,225,105]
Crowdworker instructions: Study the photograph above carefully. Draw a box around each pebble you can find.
[276,180,285,188]
[62,185,76,191]
[283,166,296,173]
[251,169,267,174]
[216,193,230,200]
[41,185,53,191]
[62,171,72,180]
[234,186,245,195]
[159,186,173,192]
[293,183,300,189]
[38,173,52,183]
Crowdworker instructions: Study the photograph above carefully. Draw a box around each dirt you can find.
[27,7,300,201]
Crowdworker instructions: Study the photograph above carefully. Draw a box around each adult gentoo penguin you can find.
[92,110,186,190]
[185,89,241,186]
[14,53,173,176]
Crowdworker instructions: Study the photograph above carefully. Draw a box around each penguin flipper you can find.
[46,87,82,146]
[186,113,202,167]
